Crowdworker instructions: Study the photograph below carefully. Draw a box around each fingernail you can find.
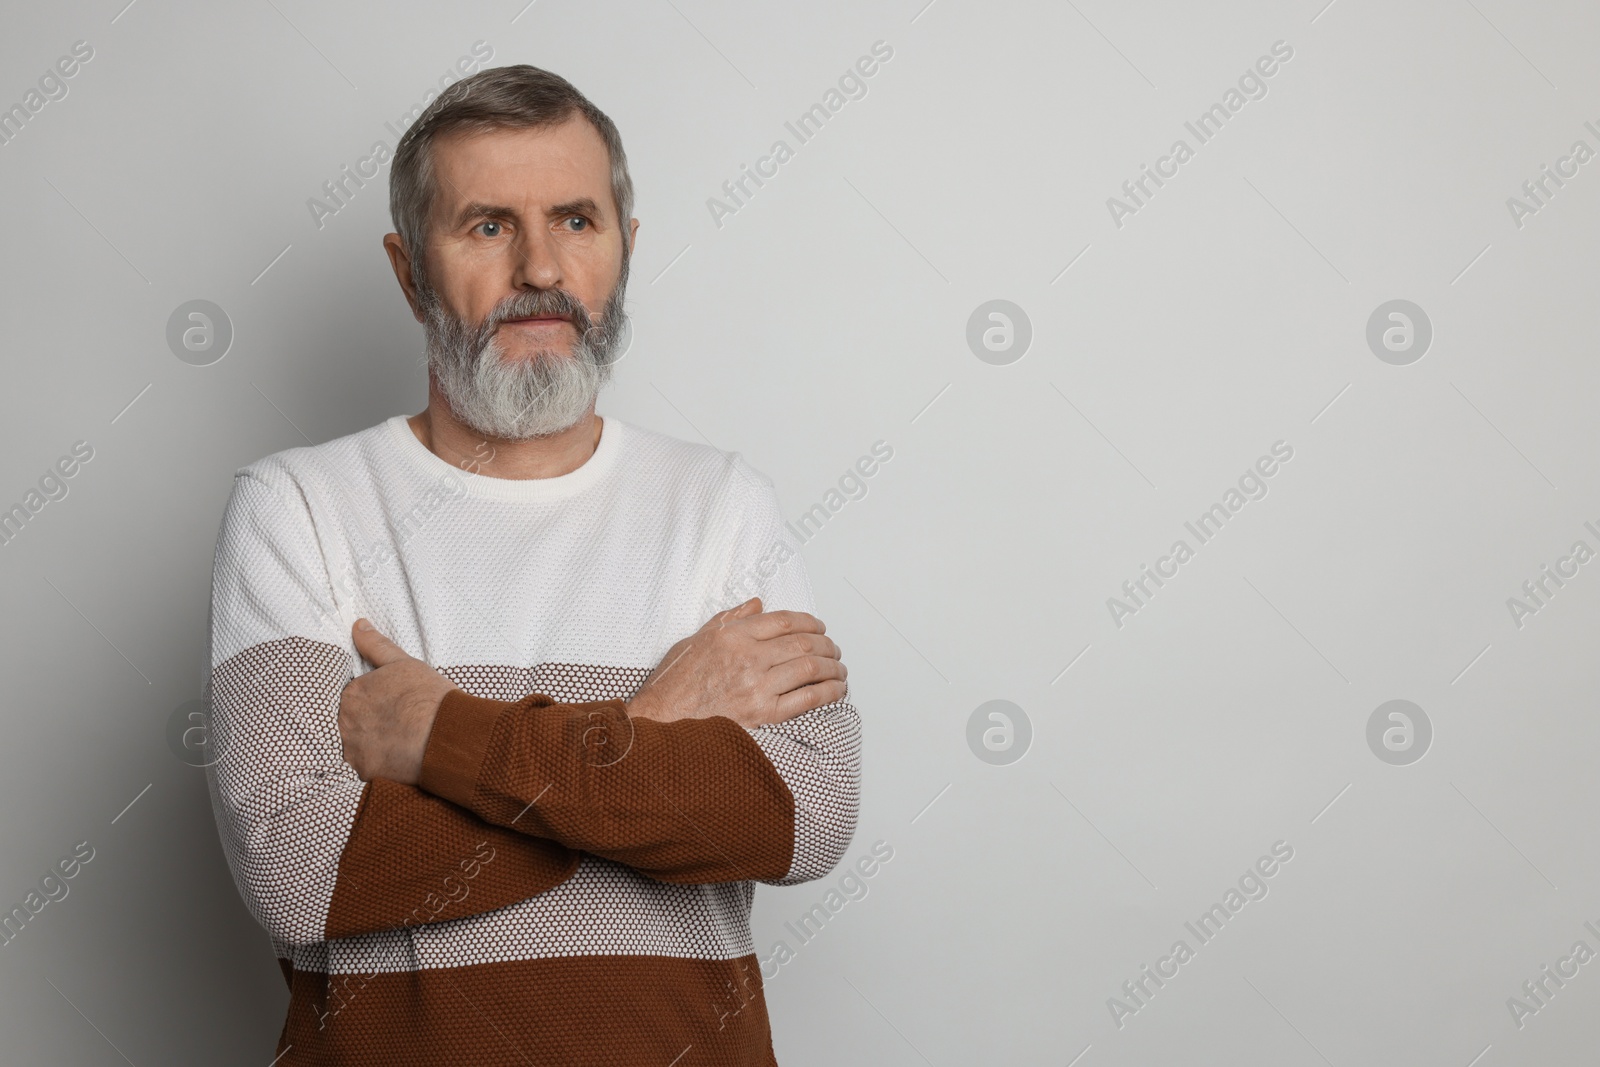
[356,619,373,631]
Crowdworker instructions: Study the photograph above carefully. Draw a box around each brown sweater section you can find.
[277,953,777,1066]
[324,777,579,941]
[419,689,797,884]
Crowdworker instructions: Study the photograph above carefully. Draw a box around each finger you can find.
[767,654,847,695]
[352,618,412,668]
[741,610,826,640]
[773,680,848,721]
[756,632,840,668]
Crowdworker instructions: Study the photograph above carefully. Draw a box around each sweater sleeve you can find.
[205,469,582,947]
[414,456,862,887]
[416,689,800,883]
[720,459,863,885]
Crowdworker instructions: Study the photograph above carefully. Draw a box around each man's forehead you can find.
[430,120,611,215]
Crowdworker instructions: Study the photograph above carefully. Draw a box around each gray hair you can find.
[388,64,635,279]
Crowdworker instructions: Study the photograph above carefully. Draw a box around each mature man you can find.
[205,64,861,1065]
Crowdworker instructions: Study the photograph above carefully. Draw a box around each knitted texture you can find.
[205,415,862,1066]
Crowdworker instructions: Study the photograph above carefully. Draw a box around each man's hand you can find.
[337,619,458,784]
[628,598,847,728]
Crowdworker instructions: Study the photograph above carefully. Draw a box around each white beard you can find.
[416,267,628,440]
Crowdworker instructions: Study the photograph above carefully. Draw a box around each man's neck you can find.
[407,383,603,480]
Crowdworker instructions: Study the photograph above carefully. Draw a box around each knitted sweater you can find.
[205,414,862,1066]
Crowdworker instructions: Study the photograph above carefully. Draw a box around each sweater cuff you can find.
[418,689,508,808]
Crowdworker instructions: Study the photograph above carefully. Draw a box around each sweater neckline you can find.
[384,413,624,503]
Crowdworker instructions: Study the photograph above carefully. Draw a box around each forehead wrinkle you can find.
[431,124,614,229]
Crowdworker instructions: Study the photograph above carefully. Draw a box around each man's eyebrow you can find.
[549,197,602,221]
[450,201,520,229]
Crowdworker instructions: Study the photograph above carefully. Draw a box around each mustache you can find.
[481,288,594,337]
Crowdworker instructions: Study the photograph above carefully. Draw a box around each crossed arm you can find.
[209,602,858,946]
[335,597,851,892]
[338,596,845,784]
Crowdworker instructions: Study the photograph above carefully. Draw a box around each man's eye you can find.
[476,221,504,237]
[564,216,588,232]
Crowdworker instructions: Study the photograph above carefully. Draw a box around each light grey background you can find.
[1,0,1595,1063]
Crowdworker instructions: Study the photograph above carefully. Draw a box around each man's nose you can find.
[511,228,562,290]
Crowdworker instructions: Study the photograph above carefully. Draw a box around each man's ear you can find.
[383,232,425,323]
[627,217,639,258]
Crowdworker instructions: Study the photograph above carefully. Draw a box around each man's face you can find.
[406,117,635,439]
